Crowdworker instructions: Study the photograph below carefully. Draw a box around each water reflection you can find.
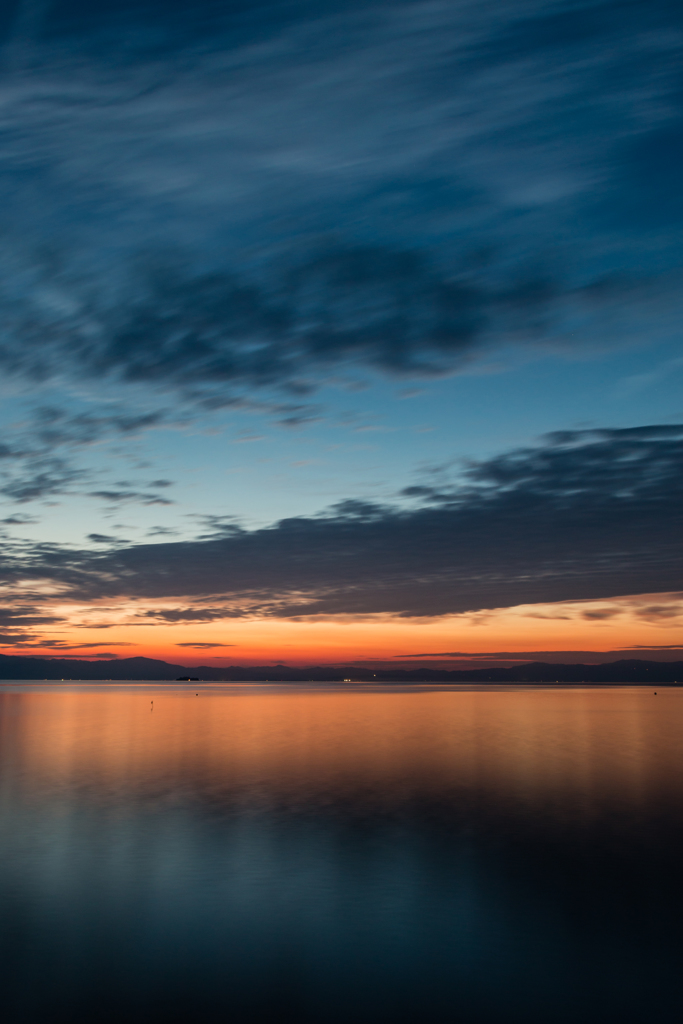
[1,685,681,1023]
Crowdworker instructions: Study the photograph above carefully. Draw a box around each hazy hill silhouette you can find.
[0,653,681,683]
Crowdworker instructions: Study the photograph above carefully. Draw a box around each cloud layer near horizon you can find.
[2,425,681,619]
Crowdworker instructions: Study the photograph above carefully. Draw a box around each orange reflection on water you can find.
[2,686,683,826]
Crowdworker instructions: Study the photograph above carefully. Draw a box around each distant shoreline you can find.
[0,680,681,688]
[0,653,681,684]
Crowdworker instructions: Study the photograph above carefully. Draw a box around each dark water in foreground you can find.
[1,683,682,1024]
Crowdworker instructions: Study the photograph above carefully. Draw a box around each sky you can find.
[0,0,682,668]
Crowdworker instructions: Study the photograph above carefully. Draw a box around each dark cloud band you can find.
[2,425,681,617]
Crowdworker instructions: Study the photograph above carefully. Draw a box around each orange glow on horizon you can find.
[1,591,682,665]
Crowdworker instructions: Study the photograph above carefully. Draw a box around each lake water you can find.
[1,683,681,1023]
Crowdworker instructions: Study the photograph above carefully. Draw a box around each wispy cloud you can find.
[88,490,174,506]
[175,642,235,649]
[0,405,173,504]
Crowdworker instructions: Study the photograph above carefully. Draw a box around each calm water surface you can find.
[1,683,682,1023]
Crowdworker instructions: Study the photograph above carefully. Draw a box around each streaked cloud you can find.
[175,642,235,649]
[0,1,680,409]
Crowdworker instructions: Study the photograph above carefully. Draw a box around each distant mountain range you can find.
[0,653,681,683]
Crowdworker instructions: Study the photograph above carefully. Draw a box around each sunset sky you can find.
[0,0,681,668]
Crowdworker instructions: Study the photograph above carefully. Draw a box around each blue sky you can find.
[0,0,681,662]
